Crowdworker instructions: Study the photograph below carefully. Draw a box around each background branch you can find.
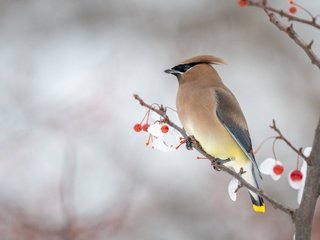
[247,2,320,239]
[248,1,320,69]
[249,1,320,29]
[265,10,320,68]
[294,118,320,240]
[270,119,309,164]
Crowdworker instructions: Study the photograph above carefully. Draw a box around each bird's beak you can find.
[164,68,180,75]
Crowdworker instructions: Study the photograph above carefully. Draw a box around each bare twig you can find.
[246,1,320,69]
[234,168,246,193]
[133,94,187,139]
[264,10,320,69]
[243,2,320,238]
[270,119,310,164]
[134,94,294,217]
[248,1,320,29]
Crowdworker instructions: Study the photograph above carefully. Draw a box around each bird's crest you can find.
[181,55,226,65]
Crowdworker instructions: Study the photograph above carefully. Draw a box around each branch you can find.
[240,2,320,239]
[264,10,320,69]
[249,1,320,29]
[270,119,311,164]
[294,118,320,240]
[246,1,320,69]
[133,94,188,139]
[134,94,294,217]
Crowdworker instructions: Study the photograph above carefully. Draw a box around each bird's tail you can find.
[249,193,265,213]
[242,163,265,213]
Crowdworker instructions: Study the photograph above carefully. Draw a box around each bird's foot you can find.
[176,135,200,150]
[185,136,193,150]
[185,135,201,150]
[211,158,231,171]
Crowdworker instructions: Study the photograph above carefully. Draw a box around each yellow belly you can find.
[200,129,246,161]
[183,116,249,168]
[176,85,249,167]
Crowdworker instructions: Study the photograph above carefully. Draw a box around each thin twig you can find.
[133,94,187,138]
[248,1,320,29]
[134,94,295,217]
[270,119,310,165]
[247,1,320,69]
[264,10,320,69]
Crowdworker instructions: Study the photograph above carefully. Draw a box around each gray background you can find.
[0,0,319,239]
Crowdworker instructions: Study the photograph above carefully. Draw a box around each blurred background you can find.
[0,0,319,239]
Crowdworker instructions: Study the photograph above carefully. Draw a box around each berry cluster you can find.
[133,109,150,134]
[288,1,297,14]
[258,137,310,204]
[133,123,149,132]
[133,108,180,152]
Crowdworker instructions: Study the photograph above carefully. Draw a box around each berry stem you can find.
[296,154,300,170]
[140,109,151,125]
[272,138,279,160]
[145,134,153,146]
[175,139,186,150]
[253,136,277,154]
[196,156,208,160]
[166,106,177,112]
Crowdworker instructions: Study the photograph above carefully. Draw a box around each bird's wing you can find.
[215,88,262,179]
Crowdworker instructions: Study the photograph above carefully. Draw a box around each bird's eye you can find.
[182,64,190,71]
[173,64,192,73]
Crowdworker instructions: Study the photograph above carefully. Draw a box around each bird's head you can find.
[164,62,198,77]
[164,55,225,84]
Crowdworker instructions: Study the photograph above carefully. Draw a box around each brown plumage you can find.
[181,55,226,65]
[165,55,265,213]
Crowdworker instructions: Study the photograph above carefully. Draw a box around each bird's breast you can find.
[176,86,246,162]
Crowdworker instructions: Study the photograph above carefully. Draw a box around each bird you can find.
[164,55,265,213]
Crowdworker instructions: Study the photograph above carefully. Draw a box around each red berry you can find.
[142,123,150,132]
[273,164,284,175]
[133,123,142,132]
[238,0,248,7]
[290,169,303,181]
[161,124,169,133]
[289,6,297,14]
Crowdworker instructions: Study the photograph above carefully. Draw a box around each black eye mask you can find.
[172,62,201,73]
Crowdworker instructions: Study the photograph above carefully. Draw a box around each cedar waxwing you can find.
[164,55,265,213]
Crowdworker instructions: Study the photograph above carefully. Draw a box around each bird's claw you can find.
[186,137,193,150]
[185,136,200,150]
[211,158,231,171]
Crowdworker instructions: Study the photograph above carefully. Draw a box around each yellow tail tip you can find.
[253,204,266,213]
